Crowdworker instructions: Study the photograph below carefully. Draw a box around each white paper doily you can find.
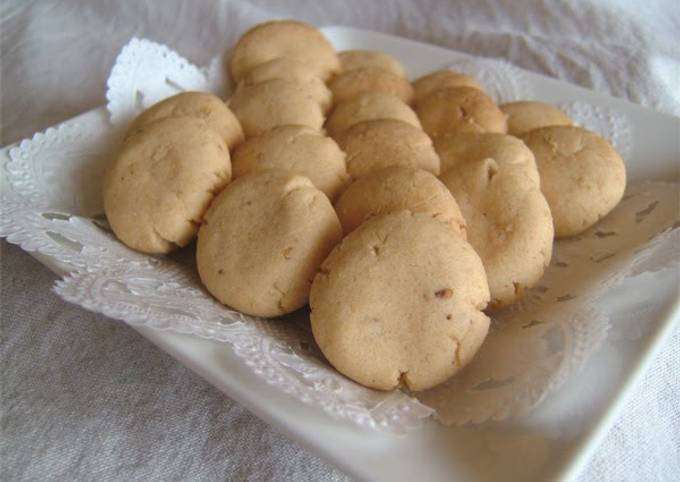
[2,38,677,432]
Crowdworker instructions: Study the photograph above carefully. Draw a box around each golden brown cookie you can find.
[412,70,483,105]
[521,126,627,237]
[229,20,339,82]
[240,57,333,113]
[335,119,440,178]
[434,132,539,185]
[329,67,414,105]
[127,92,244,149]
[500,101,573,136]
[338,50,406,77]
[335,166,466,236]
[310,211,490,391]
[416,86,507,138]
[104,116,231,254]
[229,79,324,137]
[232,126,349,200]
[325,92,421,138]
[441,159,553,308]
[197,169,342,317]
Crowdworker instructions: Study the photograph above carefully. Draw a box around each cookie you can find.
[520,126,626,237]
[229,79,324,137]
[440,159,553,308]
[309,211,490,391]
[329,67,414,105]
[338,50,406,77]
[412,70,483,105]
[335,166,466,236]
[335,119,440,178]
[434,132,539,185]
[197,169,342,317]
[416,86,507,138]
[240,57,333,113]
[104,116,231,254]
[127,91,244,150]
[325,92,421,138]
[229,20,339,82]
[500,101,573,136]
[232,126,349,200]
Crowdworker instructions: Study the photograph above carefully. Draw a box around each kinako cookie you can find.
[240,58,333,113]
[126,91,244,150]
[500,101,573,136]
[325,92,421,138]
[338,50,406,77]
[520,125,626,238]
[335,119,440,179]
[229,79,325,137]
[416,86,507,138]
[309,210,490,391]
[434,131,540,185]
[440,158,553,308]
[412,70,483,105]
[329,67,414,105]
[229,19,339,82]
[231,125,349,200]
[196,169,342,318]
[334,166,466,236]
[104,116,231,254]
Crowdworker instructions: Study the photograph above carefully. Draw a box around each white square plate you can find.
[2,26,679,482]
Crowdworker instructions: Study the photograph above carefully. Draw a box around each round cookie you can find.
[416,86,507,138]
[434,132,540,185]
[329,67,414,105]
[127,91,244,150]
[325,92,421,138]
[335,166,466,236]
[520,126,626,238]
[310,211,490,391]
[229,79,324,137]
[440,159,553,308]
[338,50,406,77]
[335,119,440,178]
[412,70,483,105]
[229,20,339,82]
[500,101,573,136]
[240,58,333,113]
[232,126,349,200]
[197,169,342,317]
[104,116,231,254]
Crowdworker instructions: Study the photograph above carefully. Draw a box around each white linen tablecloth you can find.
[1,1,678,480]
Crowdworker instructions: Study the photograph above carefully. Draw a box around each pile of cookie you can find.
[103,20,626,392]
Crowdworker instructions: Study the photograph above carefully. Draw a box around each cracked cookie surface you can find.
[500,100,573,136]
[329,66,414,105]
[412,70,483,105]
[415,86,507,138]
[338,50,406,77]
[232,125,348,201]
[197,169,342,317]
[309,211,490,391]
[521,125,626,238]
[126,91,244,150]
[229,79,325,138]
[335,119,440,179]
[440,157,553,308]
[335,166,466,236]
[325,92,421,139]
[104,116,231,254]
[228,19,339,82]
